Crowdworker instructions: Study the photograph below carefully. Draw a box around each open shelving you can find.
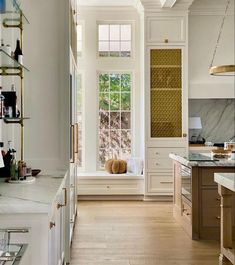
[0,0,29,160]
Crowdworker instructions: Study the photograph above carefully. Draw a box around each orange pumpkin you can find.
[105,157,127,174]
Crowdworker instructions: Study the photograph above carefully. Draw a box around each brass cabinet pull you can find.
[70,125,75,163]
[49,222,56,229]
[75,123,79,154]
[164,38,169,43]
[160,181,173,184]
[182,133,187,138]
[155,152,159,155]
[155,163,159,165]
[57,188,67,209]
[216,216,221,220]
[216,197,221,201]
[107,186,110,188]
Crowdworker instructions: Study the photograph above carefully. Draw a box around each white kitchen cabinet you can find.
[146,16,186,44]
[144,45,188,197]
[0,172,71,265]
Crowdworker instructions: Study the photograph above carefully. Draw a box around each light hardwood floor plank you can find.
[70,201,224,265]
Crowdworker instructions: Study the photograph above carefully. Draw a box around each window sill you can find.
[77,171,144,180]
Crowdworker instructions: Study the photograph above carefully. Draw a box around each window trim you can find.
[96,21,135,60]
[96,70,134,170]
[77,70,85,171]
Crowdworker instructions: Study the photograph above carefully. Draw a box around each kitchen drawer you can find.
[202,207,220,227]
[147,147,186,159]
[182,200,192,222]
[147,158,173,171]
[201,168,235,186]
[78,179,144,195]
[202,189,220,208]
[147,173,173,194]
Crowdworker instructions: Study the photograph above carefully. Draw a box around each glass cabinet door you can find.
[150,49,182,138]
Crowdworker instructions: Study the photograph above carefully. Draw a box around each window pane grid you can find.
[98,24,131,58]
[99,73,132,168]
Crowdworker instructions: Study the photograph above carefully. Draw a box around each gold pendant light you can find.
[209,0,235,76]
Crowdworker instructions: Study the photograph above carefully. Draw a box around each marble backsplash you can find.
[189,99,235,143]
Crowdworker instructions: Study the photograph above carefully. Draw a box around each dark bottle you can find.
[14,39,23,62]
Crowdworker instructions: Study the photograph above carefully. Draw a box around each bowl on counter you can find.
[31,169,41,177]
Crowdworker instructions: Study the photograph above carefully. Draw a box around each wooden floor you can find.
[70,201,224,265]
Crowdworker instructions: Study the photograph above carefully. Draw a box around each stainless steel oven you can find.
[181,165,192,202]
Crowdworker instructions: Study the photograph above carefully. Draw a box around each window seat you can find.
[78,171,144,180]
[77,171,144,196]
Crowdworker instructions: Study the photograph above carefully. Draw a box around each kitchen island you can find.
[215,173,235,265]
[0,171,69,265]
[170,153,235,240]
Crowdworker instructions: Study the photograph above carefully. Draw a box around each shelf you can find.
[1,117,30,124]
[151,65,181,68]
[151,88,182,91]
[0,0,29,25]
[0,49,29,75]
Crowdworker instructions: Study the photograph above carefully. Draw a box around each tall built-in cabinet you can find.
[69,0,78,246]
[144,14,188,198]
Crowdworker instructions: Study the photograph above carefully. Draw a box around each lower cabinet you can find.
[145,147,186,196]
[49,184,67,265]
[173,161,235,240]
[0,172,72,265]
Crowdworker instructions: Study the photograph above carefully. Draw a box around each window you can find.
[77,73,83,167]
[98,24,132,57]
[98,73,132,168]
[77,24,82,57]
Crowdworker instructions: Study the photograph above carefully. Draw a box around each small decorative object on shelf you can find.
[14,38,23,64]
[105,155,127,174]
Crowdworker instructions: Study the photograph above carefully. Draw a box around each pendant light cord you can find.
[210,0,231,68]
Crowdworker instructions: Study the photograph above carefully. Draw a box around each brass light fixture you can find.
[209,0,235,76]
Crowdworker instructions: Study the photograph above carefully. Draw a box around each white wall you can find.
[78,6,142,172]
[189,11,235,98]
[0,0,70,172]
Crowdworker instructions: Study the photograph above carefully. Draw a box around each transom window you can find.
[98,73,132,168]
[98,24,132,57]
[77,24,82,57]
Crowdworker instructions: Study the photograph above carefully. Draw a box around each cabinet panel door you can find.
[147,17,186,43]
[147,173,173,194]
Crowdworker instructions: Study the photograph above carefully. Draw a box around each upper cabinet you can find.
[146,16,186,44]
[150,48,183,138]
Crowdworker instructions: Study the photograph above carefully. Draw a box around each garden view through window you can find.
[99,73,132,168]
[98,24,131,57]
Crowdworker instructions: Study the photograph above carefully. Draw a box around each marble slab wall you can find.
[189,99,235,143]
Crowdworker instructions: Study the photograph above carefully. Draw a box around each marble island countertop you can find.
[214,173,235,192]
[0,170,67,214]
[169,153,235,168]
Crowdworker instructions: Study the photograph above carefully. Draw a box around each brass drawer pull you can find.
[57,188,67,209]
[216,216,221,220]
[49,222,56,229]
[216,197,221,201]
[155,152,159,155]
[155,163,159,165]
[160,181,173,184]
[107,186,110,188]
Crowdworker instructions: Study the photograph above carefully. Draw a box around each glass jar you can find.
[0,94,4,118]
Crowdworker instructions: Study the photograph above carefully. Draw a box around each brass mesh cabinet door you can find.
[150,49,182,138]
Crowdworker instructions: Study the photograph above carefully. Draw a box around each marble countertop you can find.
[214,173,235,192]
[0,170,67,214]
[169,153,235,168]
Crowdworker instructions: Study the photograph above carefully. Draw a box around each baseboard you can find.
[77,195,144,201]
[144,195,173,202]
